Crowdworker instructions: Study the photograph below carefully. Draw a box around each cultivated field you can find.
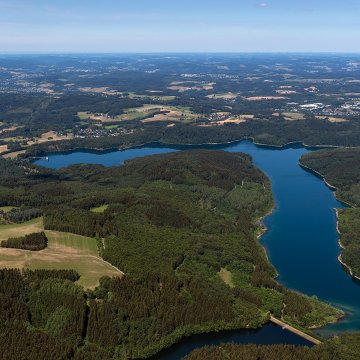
[2,150,26,159]
[0,218,123,289]
[79,104,201,124]
[245,96,289,101]
[27,131,74,145]
[0,218,44,239]
[282,112,306,121]
[1,131,73,158]
[167,81,215,92]
[0,206,16,213]
[128,92,176,101]
[206,92,239,100]
[316,116,348,123]
[78,111,123,122]
[79,87,122,96]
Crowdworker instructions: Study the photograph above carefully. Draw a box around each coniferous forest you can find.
[1,231,48,250]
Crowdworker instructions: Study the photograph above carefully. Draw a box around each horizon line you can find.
[1,51,360,56]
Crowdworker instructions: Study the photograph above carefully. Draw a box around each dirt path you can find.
[270,316,322,345]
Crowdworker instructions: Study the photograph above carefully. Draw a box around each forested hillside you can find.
[0,151,342,358]
[23,118,360,159]
[301,149,360,278]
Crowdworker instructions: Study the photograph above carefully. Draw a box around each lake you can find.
[35,140,360,354]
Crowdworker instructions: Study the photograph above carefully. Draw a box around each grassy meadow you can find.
[0,218,122,289]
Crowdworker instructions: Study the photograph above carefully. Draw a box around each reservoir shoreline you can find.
[33,139,360,355]
[299,162,359,282]
[22,136,360,161]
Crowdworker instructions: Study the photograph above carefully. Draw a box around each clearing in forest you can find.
[206,92,239,100]
[0,218,122,289]
[282,112,305,121]
[79,105,201,124]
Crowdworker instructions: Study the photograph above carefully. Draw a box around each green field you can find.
[78,104,200,124]
[90,204,109,213]
[128,92,176,101]
[0,219,122,289]
[77,111,123,122]
[0,206,17,213]
[0,217,44,239]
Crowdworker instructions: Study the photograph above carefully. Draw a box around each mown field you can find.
[78,104,201,124]
[0,218,122,289]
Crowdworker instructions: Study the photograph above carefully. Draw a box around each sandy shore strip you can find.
[337,254,360,281]
[270,316,321,345]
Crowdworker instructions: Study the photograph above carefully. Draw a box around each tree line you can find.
[1,231,48,251]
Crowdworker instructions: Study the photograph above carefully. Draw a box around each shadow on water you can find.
[152,323,313,360]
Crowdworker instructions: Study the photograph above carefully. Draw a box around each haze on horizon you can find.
[0,0,359,54]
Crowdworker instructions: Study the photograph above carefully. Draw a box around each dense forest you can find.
[300,149,360,278]
[0,150,343,358]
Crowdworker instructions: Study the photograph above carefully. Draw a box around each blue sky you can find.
[0,0,359,53]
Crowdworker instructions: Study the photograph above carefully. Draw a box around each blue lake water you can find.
[34,140,360,354]
[154,323,312,360]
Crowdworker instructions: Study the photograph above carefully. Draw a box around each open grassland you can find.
[121,104,163,121]
[282,112,306,121]
[79,105,201,124]
[27,131,74,145]
[0,219,122,289]
[141,105,200,123]
[316,116,349,123]
[2,150,26,159]
[0,145,8,154]
[201,114,255,127]
[2,131,73,145]
[0,206,16,213]
[0,218,44,239]
[90,204,109,213]
[218,268,235,288]
[77,111,123,122]
[215,115,255,125]
[206,92,239,100]
[128,92,176,101]
[1,130,73,159]
[245,96,289,101]
[78,87,122,96]
[0,125,24,132]
[168,81,215,92]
